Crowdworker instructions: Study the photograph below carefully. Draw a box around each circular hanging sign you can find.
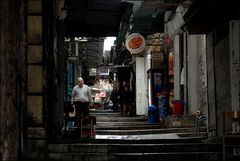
[125,33,146,54]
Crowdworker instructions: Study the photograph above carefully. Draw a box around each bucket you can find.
[172,100,184,115]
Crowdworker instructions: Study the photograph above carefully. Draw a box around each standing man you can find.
[71,77,93,116]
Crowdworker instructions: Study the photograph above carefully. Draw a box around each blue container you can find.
[159,107,169,118]
[148,105,158,123]
[148,105,158,112]
[148,115,157,124]
[158,96,168,108]
[158,96,169,118]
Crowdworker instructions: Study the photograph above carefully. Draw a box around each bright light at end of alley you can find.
[104,37,116,51]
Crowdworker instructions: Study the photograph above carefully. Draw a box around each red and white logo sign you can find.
[126,33,146,54]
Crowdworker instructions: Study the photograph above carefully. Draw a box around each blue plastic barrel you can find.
[148,105,158,123]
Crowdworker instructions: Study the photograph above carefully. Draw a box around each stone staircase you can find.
[94,111,208,137]
[48,142,221,161]
[47,110,222,161]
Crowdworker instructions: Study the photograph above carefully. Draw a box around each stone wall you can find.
[207,28,231,136]
[214,34,231,135]
[24,0,46,160]
[0,0,26,160]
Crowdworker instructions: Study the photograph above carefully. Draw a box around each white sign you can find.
[126,33,146,54]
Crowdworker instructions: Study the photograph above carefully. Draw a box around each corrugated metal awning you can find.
[183,0,240,34]
[65,0,133,37]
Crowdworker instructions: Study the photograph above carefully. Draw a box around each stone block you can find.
[27,95,43,124]
[28,0,42,14]
[28,45,43,63]
[23,139,45,160]
[27,127,45,138]
[28,16,42,43]
[28,65,43,93]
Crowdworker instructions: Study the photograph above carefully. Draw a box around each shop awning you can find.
[65,0,133,37]
[130,1,179,36]
[115,1,179,47]
[183,0,240,34]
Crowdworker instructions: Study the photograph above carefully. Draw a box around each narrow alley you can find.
[0,0,239,161]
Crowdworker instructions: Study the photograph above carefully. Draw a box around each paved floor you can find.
[95,133,180,140]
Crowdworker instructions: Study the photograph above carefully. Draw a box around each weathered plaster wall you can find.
[186,35,207,115]
[198,36,208,114]
[0,0,26,160]
[173,35,181,100]
[187,35,200,114]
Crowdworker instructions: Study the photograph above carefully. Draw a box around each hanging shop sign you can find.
[125,33,146,54]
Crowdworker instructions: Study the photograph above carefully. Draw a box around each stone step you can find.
[52,135,205,144]
[96,124,164,130]
[96,121,155,126]
[95,127,207,135]
[91,137,205,144]
[90,110,116,114]
[47,143,221,161]
[48,143,220,153]
[96,123,205,129]
[94,116,147,122]
[48,152,108,161]
[48,151,221,161]
[109,152,221,161]
[96,133,208,139]
[107,143,221,153]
